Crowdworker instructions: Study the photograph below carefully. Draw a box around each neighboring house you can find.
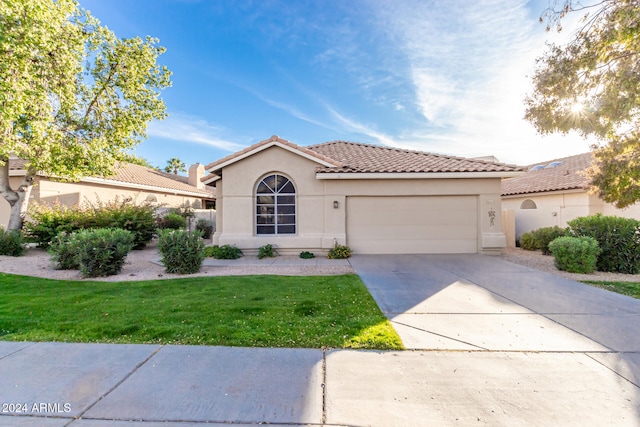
[501,152,640,243]
[0,159,215,229]
[203,135,523,255]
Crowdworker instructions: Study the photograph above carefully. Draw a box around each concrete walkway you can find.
[1,254,639,426]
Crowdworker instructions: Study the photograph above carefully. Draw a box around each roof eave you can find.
[316,171,524,180]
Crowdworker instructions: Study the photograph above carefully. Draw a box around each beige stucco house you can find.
[203,135,523,255]
[501,152,640,243]
[1,159,215,229]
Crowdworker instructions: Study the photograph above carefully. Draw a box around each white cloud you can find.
[361,0,597,164]
[147,114,244,152]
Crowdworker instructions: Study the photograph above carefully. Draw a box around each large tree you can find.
[0,0,171,230]
[525,0,640,207]
[164,157,186,175]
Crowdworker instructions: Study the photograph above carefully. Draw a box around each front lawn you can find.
[0,273,403,350]
[582,280,640,300]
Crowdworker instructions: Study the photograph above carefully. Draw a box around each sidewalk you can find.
[1,341,638,426]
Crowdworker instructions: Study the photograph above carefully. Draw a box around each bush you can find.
[549,236,601,274]
[568,214,640,273]
[328,243,351,259]
[157,212,187,230]
[519,231,538,251]
[258,243,277,259]
[195,219,214,239]
[73,228,135,278]
[519,226,566,254]
[157,229,204,274]
[48,232,81,270]
[24,197,157,249]
[23,202,86,248]
[300,251,315,259]
[204,244,243,259]
[0,229,26,257]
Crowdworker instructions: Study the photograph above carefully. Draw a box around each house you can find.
[0,159,215,229]
[203,135,523,255]
[501,152,640,243]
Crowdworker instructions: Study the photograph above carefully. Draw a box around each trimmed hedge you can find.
[568,214,640,273]
[157,229,204,274]
[549,236,601,274]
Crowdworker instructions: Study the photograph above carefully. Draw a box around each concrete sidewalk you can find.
[1,342,638,426]
[1,254,639,426]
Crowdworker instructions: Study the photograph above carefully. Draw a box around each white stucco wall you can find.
[502,190,640,240]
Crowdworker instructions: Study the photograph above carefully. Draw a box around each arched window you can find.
[520,199,537,209]
[256,174,296,235]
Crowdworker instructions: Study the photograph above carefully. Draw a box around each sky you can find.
[78,0,596,173]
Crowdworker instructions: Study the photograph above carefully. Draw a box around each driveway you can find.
[347,253,640,424]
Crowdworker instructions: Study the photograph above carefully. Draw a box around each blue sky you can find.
[79,0,594,172]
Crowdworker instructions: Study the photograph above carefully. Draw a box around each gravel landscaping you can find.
[1,243,638,283]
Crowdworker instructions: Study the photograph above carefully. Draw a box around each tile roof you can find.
[307,141,524,174]
[501,152,592,196]
[8,159,214,198]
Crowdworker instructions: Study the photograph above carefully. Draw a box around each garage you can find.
[346,196,478,254]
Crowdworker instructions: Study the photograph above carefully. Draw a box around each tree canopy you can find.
[164,157,187,175]
[0,0,171,229]
[525,0,640,207]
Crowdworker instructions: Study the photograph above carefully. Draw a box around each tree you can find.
[525,0,640,207]
[0,0,171,230]
[164,157,186,175]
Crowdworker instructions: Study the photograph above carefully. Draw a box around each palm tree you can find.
[164,157,186,174]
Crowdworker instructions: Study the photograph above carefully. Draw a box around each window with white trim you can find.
[256,174,296,235]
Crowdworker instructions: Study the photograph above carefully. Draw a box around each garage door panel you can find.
[346,196,478,254]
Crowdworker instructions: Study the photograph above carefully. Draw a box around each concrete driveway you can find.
[1,254,639,426]
[347,253,640,425]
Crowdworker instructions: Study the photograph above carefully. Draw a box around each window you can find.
[256,174,296,235]
[520,199,537,209]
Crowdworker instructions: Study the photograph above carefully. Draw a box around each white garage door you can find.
[346,196,478,254]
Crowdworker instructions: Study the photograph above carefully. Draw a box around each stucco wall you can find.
[502,190,640,240]
[213,145,506,254]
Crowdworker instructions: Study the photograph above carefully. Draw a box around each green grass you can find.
[582,280,640,300]
[0,273,403,350]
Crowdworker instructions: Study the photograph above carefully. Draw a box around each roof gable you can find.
[501,152,592,196]
[204,135,343,176]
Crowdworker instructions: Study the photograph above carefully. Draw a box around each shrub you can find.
[328,243,351,259]
[519,231,537,251]
[73,228,135,278]
[157,212,187,230]
[300,251,315,259]
[195,219,214,239]
[258,243,277,259]
[0,228,26,257]
[568,214,640,273]
[549,236,601,274]
[204,244,243,259]
[519,226,566,254]
[157,229,204,274]
[24,197,156,249]
[23,202,87,248]
[48,232,81,270]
